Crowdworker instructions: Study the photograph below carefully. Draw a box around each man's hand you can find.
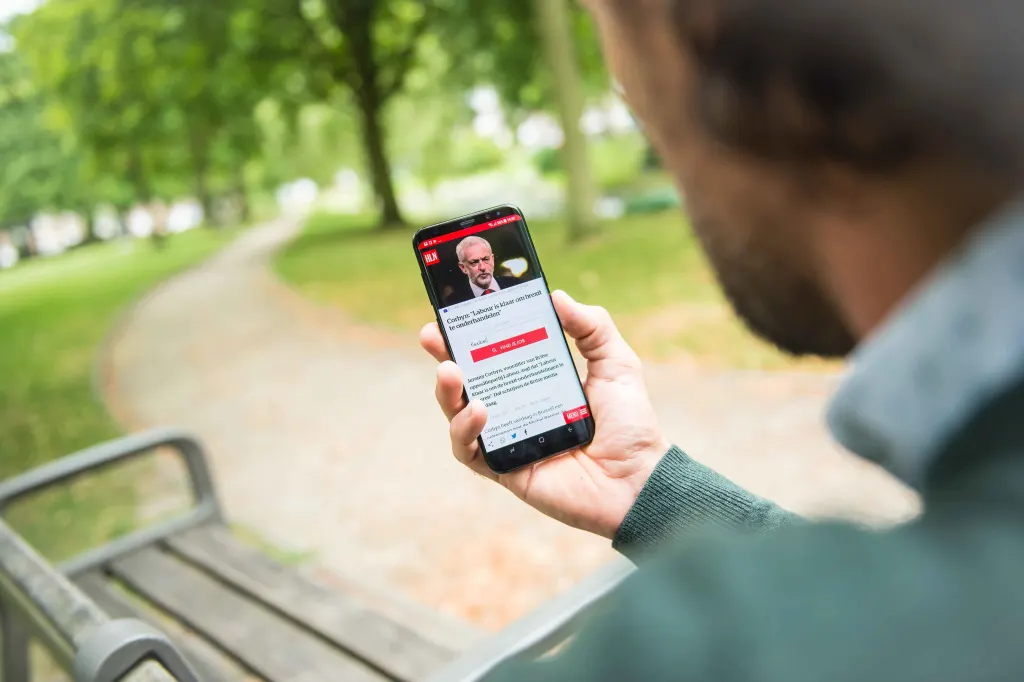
[420,290,670,539]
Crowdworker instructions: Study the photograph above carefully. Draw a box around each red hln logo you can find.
[423,250,439,266]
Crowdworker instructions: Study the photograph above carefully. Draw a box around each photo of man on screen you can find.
[448,236,519,304]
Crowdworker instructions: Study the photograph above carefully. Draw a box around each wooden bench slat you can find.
[74,572,248,682]
[164,526,454,682]
[124,660,193,682]
[109,547,389,682]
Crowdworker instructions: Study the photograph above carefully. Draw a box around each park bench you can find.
[0,428,633,682]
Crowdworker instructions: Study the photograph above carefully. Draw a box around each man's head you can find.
[583,0,1023,357]
[457,236,496,290]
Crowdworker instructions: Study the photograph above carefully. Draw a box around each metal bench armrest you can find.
[0,518,108,671]
[426,559,635,682]
[0,428,223,577]
[0,519,186,681]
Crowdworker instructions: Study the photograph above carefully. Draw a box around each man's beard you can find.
[692,215,858,358]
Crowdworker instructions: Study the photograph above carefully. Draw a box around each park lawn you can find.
[0,229,232,562]
[276,212,835,371]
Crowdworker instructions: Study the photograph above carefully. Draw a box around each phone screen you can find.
[414,206,595,473]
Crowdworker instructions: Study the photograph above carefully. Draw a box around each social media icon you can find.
[539,437,545,444]
[511,433,517,440]
[443,309,448,313]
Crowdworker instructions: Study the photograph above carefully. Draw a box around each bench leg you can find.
[0,600,30,682]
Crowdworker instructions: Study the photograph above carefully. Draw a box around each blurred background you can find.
[0,0,917,644]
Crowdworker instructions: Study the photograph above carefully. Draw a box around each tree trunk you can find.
[116,207,131,238]
[81,209,99,244]
[233,166,251,224]
[189,127,217,226]
[127,147,156,243]
[195,173,215,227]
[346,11,405,229]
[535,0,599,241]
[150,201,169,250]
[355,96,404,228]
[127,148,152,204]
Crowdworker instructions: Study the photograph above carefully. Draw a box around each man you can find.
[420,0,1024,679]
[446,236,519,306]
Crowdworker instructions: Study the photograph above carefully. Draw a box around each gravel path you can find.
[101,219,919,633]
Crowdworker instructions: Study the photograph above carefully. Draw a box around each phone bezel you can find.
[412,204,596,474]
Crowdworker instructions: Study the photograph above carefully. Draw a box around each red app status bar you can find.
[418,214,522,251]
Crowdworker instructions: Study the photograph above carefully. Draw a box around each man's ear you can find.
[458,263,468,276]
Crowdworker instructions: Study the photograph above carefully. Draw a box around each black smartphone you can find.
[414,205,596,474]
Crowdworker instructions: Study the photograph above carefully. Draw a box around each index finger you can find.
[419,322,452,363]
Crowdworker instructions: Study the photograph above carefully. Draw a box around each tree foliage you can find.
[1,0,616,236]
[12,0,279,225]
[442,0,604,239]
[245,0,459,227]
[444,0,608,112]
[0,48,86,228]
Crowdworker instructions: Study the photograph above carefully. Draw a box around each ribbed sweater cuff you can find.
[612,445,760,561]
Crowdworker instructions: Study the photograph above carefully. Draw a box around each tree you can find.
[15,0,273,228]
[15,0,170,222]
[100,0,270,225]
[252,98,362,193]
[0,41,108,233]
[446,0,607,240]
[534,0,599,240]
[251,0,452,229]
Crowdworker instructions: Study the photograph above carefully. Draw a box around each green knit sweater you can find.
[484,383,1024,682]
[613,445,797,559]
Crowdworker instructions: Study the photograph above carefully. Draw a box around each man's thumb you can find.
[552,290,607,341]
[552,290,638,365]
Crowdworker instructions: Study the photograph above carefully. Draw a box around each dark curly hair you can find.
[668,0,1024,177]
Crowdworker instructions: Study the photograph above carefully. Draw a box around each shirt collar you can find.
[471,277,501,297]
[827,199,1024,489]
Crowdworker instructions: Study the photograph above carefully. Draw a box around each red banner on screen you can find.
[418,214,522,250]
[470,327,548,363]
[563,405,590,424]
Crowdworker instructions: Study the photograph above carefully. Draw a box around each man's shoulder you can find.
[497,276,520,289]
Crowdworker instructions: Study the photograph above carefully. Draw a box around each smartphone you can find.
[414,205,596,474]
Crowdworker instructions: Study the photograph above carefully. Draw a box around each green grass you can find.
[0,229,232,561]
[276,212,834,370]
